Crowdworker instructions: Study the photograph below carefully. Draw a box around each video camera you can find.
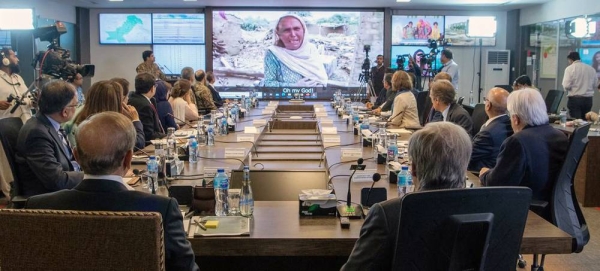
[396,54,410,70]
[359,45,371,83]
[422,36,450,66]
[32,22,95,81]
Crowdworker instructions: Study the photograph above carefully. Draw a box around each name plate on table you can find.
[204,167,231,178]
[237,134,255,142]
[253,119,267,126]
[265,105,277,111]
[314,107,324,113]
[342,115,350,119]
[319,118,333,124]
[341,148,363,159]
[315,112,328,117]
[321,127,337,134]
[322,135,341,144]
[244,126,259,134]
[314,103,325,108]
[268,101,279,105]
[352,169,377,182]
[262,110,274,115]
[224,148,246,158]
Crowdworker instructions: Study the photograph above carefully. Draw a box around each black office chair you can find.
[544,89,564,114]
[420,95,433,126]
[0,117,27,208]
[471,103,489,135]
[494,85,513,93]
[457,96,464,105]
[392,187,532,271]
[528,123,591,270]
[415,91,429,126]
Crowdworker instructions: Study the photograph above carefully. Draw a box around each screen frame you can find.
[151,13,206,45]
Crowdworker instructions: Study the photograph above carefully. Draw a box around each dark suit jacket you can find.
[480,124,568,202]
[207,84,223,107]
[128,93,166,142]
[446,103,473,136]
[342,198,402,271]
[372,88,388,110]
[380,90,397,112]
[26,179,200,271]
[15,113,83,197]
[468,115,513,171]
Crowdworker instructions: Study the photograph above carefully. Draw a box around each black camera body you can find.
[363,44,371,52]
[396,54,410,70]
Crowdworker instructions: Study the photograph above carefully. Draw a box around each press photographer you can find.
[0,47,33,122]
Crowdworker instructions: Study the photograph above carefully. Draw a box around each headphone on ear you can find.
[1,51,9,66]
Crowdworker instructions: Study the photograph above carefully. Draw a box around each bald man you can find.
[468,87,513,171]
[26,112,199,271]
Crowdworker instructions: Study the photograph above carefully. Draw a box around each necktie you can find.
[58,128,81,171]
[149,99,165,134]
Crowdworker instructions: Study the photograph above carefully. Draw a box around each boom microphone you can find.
[364,173,381,207]
[167,113,190,126]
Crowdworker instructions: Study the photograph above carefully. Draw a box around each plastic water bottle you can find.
[166,127,176,158]
[387,134,398,162]
[240,166,254,217]
[352,108,360,126]
[188,135,198,163]
[214,169,229,216]
[197,122,206,147]
[559,108,567,127]
[207,123,215,146]
[146,156,158,192]
[220,116,228,136]
[397,166,414,198]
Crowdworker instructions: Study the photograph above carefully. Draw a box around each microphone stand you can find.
[337,159,365,219]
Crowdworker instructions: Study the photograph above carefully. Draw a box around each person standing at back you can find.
[370,55,386,95]
[440,49,459,91]
[128,72,166,143]
[0,47,33,122]
[562,51,598,119]
[136,50,167,81]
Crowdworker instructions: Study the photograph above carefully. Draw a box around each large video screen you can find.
[579,48,600,82]
[445,16,496,46]
[391,46,443,76]
[152,13,205,44]
[153,44,206,74]
[391,15,444,46]
[212,10,384,99]
[99,14,152,44]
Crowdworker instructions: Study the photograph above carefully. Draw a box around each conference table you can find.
[135,100,572,270]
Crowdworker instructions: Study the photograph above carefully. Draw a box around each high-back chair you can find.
[0,117,26,207]
[470,103,489,135]
[392,187,532,271]
[0,209,165,271]
[544,89,564,114]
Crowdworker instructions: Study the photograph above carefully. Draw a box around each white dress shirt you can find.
[562,60,598,97]
[83,174,134,191]
[0,70,32,121]
[441,60,460,91]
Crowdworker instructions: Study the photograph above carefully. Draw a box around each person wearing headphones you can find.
[0,47,33,122]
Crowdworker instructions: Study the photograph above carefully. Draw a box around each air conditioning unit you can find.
[484,50,510,96]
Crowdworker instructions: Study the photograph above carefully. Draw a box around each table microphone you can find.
[364,173,381,207]
[337,158,365,219]
[167,113,190,126]
[386,110,404,125]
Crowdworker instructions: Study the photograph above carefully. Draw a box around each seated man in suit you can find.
[26,112,199,271]
[342,122,472,270]
[480,88,568,203]
[371,73,395,114]
[15,80,83,197]
[128,72,166,143]
[429,79,473,135]
[425,72,452,124]
[468,87,513,171]
[206,71,224,108]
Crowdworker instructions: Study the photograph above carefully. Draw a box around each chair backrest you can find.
[415,90,429,125]
[471,103,489,135]
[0,209,165,271]
[551,123,591,253]
[545,89,564,114]
[494,85,513,93]
[457,96,464,105]
[420,93,433,126]
[0,117,24,197]
[393,187,532,271]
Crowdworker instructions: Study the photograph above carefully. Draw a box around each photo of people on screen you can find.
[393,16,443,46]
[263,14,328,87]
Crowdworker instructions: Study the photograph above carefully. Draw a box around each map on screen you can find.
[99,14,152,44]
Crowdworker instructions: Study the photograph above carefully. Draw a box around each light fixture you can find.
[0,9,34,30]
[109,0,124,2]
[466,16,497,38]
[460,0,509,4]
[566,17,597,38]
[396,0,411,2]
[184,0,198,1]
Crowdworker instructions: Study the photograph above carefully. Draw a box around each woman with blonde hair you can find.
[170,79,199,124]
[67,80,145,149]
[389,70,420,127]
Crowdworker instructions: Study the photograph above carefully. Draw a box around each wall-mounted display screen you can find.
[212,10,384,99]
[391,46,444,76]
[0,30,11,46]
[153,44,206,74]
[152,14,205,44]
[445,16,496,46]
[391,15,444,46]
[579,47,600,81]
[99,14,152,44]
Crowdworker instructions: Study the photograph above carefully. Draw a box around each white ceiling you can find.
[50,0,552,11]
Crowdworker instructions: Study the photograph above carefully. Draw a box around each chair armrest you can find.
[10,195,28,209]
[529,200,549,220]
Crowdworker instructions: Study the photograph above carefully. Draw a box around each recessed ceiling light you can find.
[109,0,123,2]
[184,0,198,1]
[460,0,509,4]
[396,0,411,2]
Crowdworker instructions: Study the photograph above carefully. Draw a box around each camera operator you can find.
[0,47,32,122]
[407,55,422,90]
[440,49,459,91]
[370,55,386,95]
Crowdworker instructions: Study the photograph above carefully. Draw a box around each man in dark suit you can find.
[468,87,513,171]
[15,80,83,197]
[371,73,395,114]
[480,88,568,203]
[342,122,472,270]
[26,112,199,271]
[128,72,166,143]
[429,79,473,136]
[206,71,224,107]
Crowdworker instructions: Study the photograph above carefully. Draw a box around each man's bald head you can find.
[75,112,136,175]
[486,87,509,116]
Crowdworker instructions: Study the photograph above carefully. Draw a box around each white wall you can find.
[393,10,509,103]
[2,0,76,23]
[520,0,600,26]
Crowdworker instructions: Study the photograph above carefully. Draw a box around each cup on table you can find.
[228,189,241,216]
